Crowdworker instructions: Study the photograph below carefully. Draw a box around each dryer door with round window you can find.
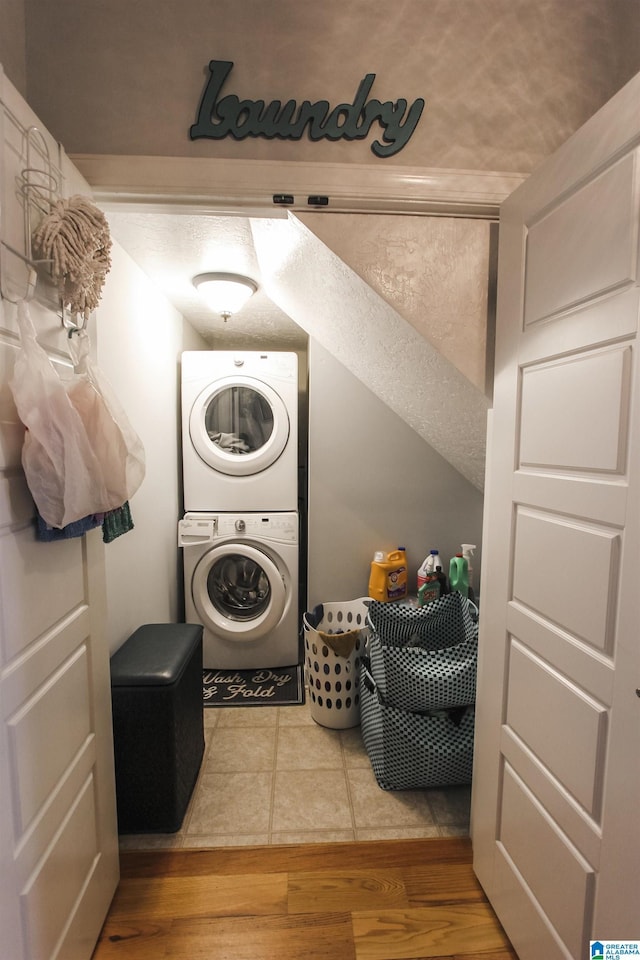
[191,542,288,642]
[189,375,290,477]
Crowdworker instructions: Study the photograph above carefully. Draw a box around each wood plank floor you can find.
[92,836,518,959]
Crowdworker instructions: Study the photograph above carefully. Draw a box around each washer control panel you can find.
[216,513,298,543]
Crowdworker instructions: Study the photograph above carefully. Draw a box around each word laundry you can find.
[190,60,425,158]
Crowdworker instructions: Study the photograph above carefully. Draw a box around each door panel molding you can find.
[500,729,603,869]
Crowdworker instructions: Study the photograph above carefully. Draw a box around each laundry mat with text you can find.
[203,666,304,707]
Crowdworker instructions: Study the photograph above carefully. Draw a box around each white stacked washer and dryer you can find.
[178,351,299,669]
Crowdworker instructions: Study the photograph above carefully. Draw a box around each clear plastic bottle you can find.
[461,544,476,596]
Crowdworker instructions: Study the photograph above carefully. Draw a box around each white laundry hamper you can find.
[303,598,370,729]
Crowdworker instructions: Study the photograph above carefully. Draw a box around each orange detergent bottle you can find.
[368,549,408,602]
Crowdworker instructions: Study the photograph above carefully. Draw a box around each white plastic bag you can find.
[67,327,145,510]
[9,300,145,528]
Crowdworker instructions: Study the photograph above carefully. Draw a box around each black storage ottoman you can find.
[110,623,204,833]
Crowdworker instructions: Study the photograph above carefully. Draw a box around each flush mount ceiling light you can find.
[192,272,258,321]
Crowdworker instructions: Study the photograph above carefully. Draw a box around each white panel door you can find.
[472,71,640,958]
[0,71,119,960]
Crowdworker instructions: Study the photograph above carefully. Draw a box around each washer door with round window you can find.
[189,375,290,477]
[191,543,288,643]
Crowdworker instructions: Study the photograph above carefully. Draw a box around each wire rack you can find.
[0,109,82,330]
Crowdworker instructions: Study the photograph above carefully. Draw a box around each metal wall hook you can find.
[0,243,56,304]
[0,242,39,302]
[62,303,88,336]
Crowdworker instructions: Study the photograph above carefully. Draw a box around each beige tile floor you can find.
[119,701,472,850]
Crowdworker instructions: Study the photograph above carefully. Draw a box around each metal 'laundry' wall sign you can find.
[190,60,425,158]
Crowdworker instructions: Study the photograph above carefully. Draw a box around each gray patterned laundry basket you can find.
[361,592,478,790]
[360,678,475,790]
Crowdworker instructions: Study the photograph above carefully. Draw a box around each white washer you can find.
[181,350,298,512]
[179,512,299,669]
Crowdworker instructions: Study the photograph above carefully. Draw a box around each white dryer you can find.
[179,512,299,669]
[181,350,298,512]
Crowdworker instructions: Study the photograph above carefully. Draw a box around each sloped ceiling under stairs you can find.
[105,209,491,490]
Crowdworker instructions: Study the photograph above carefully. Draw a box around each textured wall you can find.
[22,0,640,172]
[251,214,488,489]
[298,212,492,392]
[0,0,26,95]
